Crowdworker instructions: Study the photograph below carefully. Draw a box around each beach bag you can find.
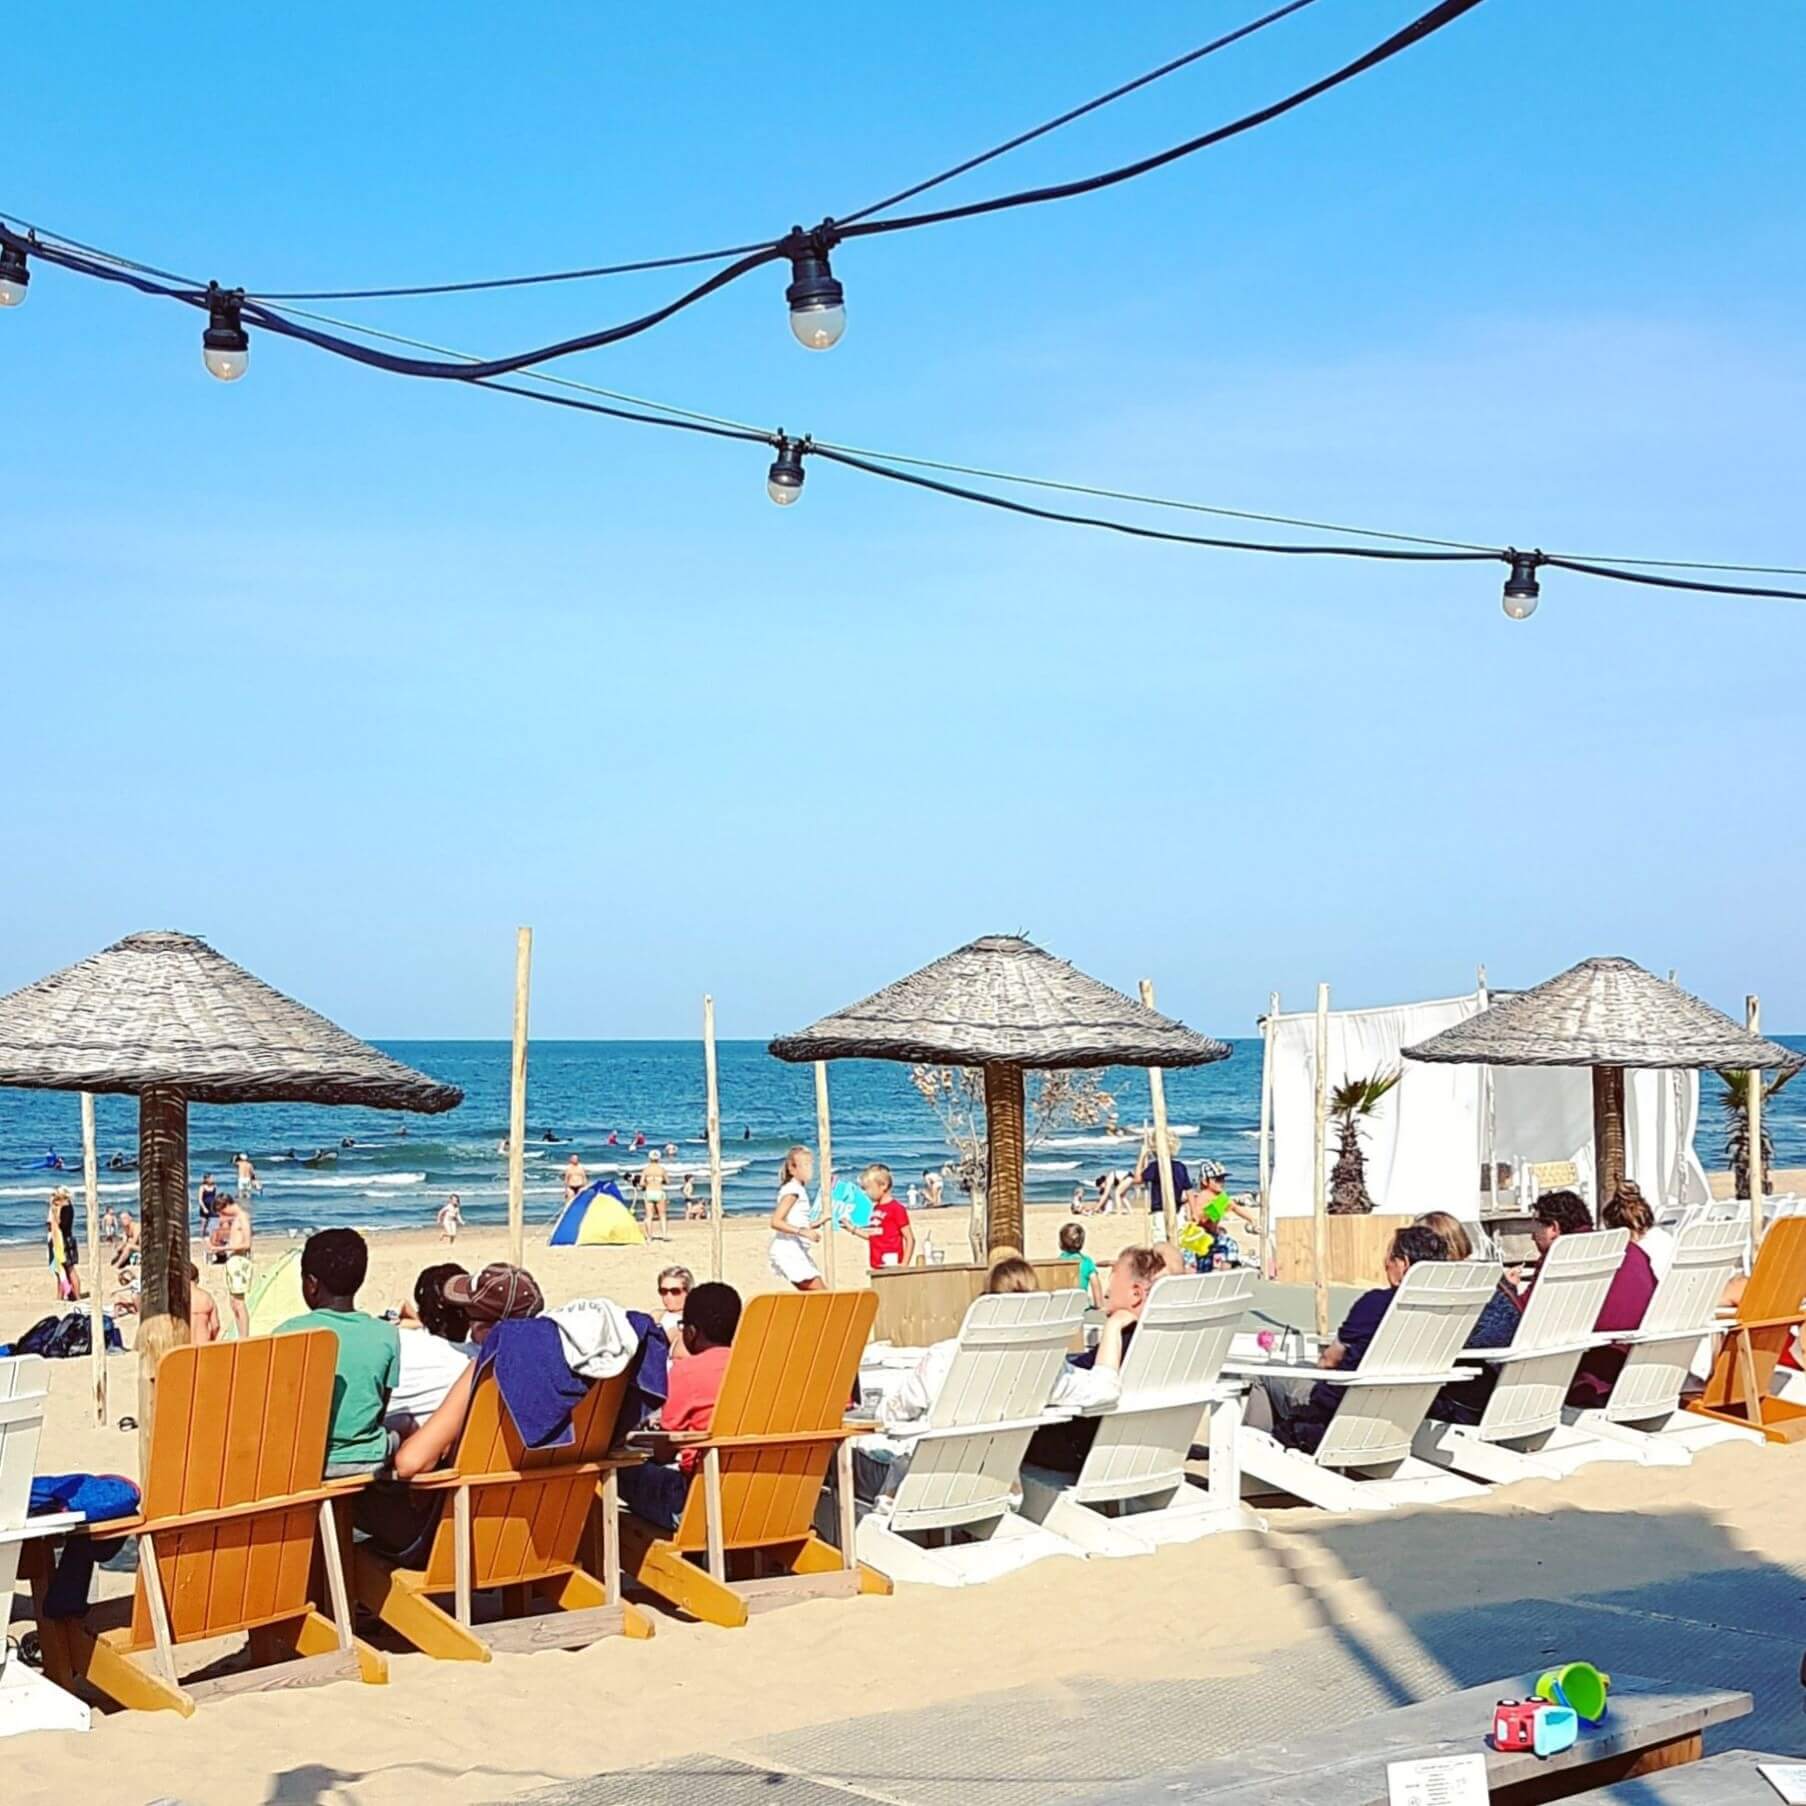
[13,1314,63,1357]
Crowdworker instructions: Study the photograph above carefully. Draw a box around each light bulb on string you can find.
[202,282,249,381]
[0,237,30,308]
[767,436,807,506]
[782,224,845,351]
[1502,550,1542,620]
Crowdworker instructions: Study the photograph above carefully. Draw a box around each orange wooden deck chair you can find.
[29,1331,384,1716]
[1686,1216,1806,1443]
[353,1363,652,1660]
[618,1289,891,1629]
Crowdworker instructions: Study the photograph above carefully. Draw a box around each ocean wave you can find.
[278,1171,427,1190]
[1026,1159,1080,1174]
[0,1179,139,1199]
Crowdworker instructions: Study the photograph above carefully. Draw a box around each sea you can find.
[2,1037,1802,1249]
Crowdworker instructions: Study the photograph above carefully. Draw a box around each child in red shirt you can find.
[853,1163,915,1270]
[621,1282,741,1528]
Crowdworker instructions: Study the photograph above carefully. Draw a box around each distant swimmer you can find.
[743,1126,751,1141]
[234,1151,259,1197]
[663,1142,678,1158]
[632,1132,647,1151]
[497,1137,511,1157]
[606,1131,620,1147]
[40,1150,64,1171]
[541,1129,558,1143]
[341,1136,356,1148]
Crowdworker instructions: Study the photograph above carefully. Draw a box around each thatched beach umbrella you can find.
[1404,954,1801,1210]
[769,934,1230,1257]
[0,931,462,1424]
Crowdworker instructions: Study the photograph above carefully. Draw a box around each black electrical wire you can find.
[473,376,773,445]
[836,0,1323,227]
[810,444,1498,564]
[1542,556,1806,604]
[249,240,774,304]
[839,0,1485,244]
[0,0,1479,340]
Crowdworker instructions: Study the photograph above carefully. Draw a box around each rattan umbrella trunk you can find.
[770,936,1229,1258]
[1405,955,1801,1208]
[0,933,461,1440]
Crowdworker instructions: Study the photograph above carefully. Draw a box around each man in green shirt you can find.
[278,1228,400,1476]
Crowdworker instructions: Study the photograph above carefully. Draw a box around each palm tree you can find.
[1327,1070,1402,1215]
[1716,1067,1797,1199]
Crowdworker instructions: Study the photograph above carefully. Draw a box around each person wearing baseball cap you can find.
[1181,1159,1258,1271]
[442,1263,545,1339]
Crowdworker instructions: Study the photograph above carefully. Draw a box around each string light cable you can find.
[269,301,1805,612]
[0,0,1487,370]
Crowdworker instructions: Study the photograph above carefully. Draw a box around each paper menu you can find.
[1758,1763,1806,1804]
[1386,1753,1489,1805]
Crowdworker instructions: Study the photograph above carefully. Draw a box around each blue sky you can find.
[4,1,1803,1040]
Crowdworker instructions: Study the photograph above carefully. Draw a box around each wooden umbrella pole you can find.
[814,1061,835,1288]
[507,926,532,1269]
[1312,983,1330,1341]
[1747,994,1765,1265]
[1258,992,1278,1281]
[704,995,724,1284]
[81,1092,106,1425]
[984,1061,1026,1258]
[1138,979,1178,1245]
[136,1083,191,1460]
[1591,1065,1627,1209]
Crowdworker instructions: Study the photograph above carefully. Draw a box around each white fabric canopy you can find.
[1265,990,1708,1219]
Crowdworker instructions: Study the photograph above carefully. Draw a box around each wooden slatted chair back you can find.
[891,1289,1087,1534]
[670,1289,875,1556]
[1070,1270,1252,1507]
[1741,1216,1806,1324]
[0,1355,50,1648]
[129,1331,336,1651]
[420,1365,630,1594]
[1476,1229,1625,1442]
[1643,1219,1743,1338]
[1316,1262,1497,1471]
[1605,1217,1743,1424]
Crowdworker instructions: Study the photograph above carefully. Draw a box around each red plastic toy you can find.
[1492,1699,1546,1751]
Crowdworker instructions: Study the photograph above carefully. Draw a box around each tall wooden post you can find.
[1258,992,1278,1280]
[983,1061,1026,1258]
[81,1092,106,1424]
[136,1084,191,1459]
[1312,983,1331,1340]
[704,995,724,1283]
[1592,1065,1627,1209]
[1138,979,1178,1245]
[814,1061,836,1287]
[507,926,532,1269]
[1747,994,1765,1265]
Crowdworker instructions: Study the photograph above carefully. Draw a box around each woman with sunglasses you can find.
[655,1265,693,1359]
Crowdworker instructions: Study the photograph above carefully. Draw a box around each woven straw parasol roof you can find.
[1405,955,1803,1073]
[0,931,464,1110]
[769,934,1231,1071]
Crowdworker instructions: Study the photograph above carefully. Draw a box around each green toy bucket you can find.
[1537,1662,1611,1725]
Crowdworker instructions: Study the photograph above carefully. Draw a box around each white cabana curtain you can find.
[1267,991,1708,1219]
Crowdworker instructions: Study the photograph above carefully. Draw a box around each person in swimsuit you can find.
[562,1153,590,1205]
[222,1196,254,1339]
[642,1152,670,1242]
[767,1146,824,1291]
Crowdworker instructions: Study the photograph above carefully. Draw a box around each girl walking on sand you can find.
[767,1146,824,1291]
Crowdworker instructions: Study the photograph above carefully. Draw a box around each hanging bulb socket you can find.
[0,234,31,308]
[781,222,846,351]
[767,435,808,506]
[1502,549,1543,620]
[202,282,250,381]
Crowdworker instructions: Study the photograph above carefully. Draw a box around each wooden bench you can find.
[1557,1749,1803,1802]
[1083,1673,1750,1804]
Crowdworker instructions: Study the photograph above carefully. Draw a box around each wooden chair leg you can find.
[68,1623,194,1716]
[284,1607,390,1685]
[788,1532,893,1597]
[351,1547,490,1664]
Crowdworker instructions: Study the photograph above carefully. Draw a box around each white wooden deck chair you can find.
[855,1288,1090,1587]
[1018,1272,1264,1556]
[1412,1229,1625,1485]
[1541,1217,1761,1467]
[0,1356,90,1735]
[1233,1263,1497,1513]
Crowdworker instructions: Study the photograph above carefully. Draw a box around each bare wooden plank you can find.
[185,1649,360,1701]
[476,1604,634,1653]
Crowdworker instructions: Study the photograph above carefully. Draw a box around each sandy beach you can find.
[6,1192,1805,1805]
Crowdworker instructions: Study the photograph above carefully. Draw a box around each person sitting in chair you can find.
[1248,1225,1451,1453]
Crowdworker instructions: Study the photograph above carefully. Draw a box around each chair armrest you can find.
[1072,1379,1246,1418]
[1610,1323,1720,1347]
[697,1424,877,1452]
[1468,1335,1607,1365]
[409,1456,641,1491]
[1223,1360,1324,1382]
[895,1412,1074,1444]
[77,1480,371,1539]
[0,1511,86,1546]
[1316,1366,1479,1388]
[1728,1313,1806,1333]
